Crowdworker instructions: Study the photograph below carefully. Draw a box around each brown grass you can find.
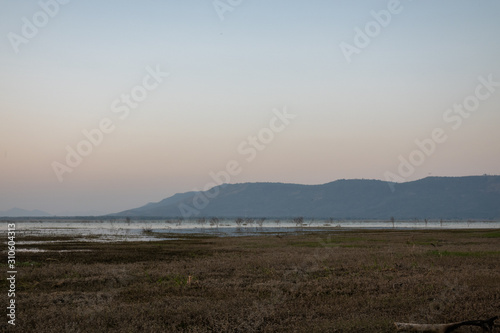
[2,229,499,332]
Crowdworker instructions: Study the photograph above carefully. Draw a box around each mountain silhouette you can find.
[0,208,52,217]
[112,176,500,219]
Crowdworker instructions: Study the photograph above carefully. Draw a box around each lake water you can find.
[2,219,499,243]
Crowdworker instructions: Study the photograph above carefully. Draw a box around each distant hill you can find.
[56,210,109,217]
[112,176,500,219]
[0,208,52,217]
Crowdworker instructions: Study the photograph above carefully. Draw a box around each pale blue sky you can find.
[1,0,499,215]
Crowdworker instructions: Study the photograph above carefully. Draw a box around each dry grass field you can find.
[2,229,499,332]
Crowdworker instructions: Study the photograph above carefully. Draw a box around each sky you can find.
[1,0,499,215]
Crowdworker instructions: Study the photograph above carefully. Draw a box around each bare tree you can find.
[209,217,220,229]
[245,218,254,227]
[197,218,206,229]
[293,217,304,228]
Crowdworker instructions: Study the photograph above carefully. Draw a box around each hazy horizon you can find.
[2,1,499,215]
[1,174,499,216]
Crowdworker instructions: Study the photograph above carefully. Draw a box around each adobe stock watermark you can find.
[7,0,71,54]
[51,65,169,182]
[6,223,17,326]
[384,74,499,191]
[339,0,412,64]
[213,0,243,21]
[178,107,296,217]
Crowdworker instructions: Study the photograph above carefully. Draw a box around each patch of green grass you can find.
[427,250,500,257]
[289,236,365,248]
[407,238,441,246]
[0,261,42,268]
[339,244,370,248]
[480,230,500,238]
[367,238,390,243]
[289,241,340,248]
[149,273,194,287]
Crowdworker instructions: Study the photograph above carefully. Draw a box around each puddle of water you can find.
[16,248,47,252]
[15,248,92,253]
[16,236,173,244]
[73,236,174,243]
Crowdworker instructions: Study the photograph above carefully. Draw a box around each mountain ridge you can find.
[0,208,52,217]
[112,175,500,219]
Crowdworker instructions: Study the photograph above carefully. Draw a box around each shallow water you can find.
[2,219,499,244]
